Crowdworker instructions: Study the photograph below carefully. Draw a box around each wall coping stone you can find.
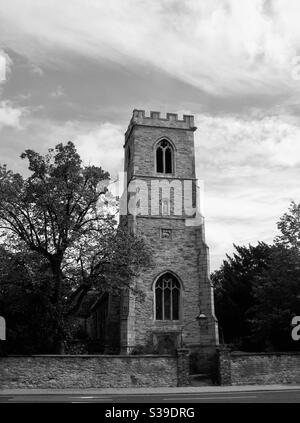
[2,354,175,358]
[230,351,300,357]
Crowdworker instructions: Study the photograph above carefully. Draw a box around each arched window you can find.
[156,140,173,174]
[155,273,180,320]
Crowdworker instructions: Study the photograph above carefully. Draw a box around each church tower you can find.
[120,110,218,356]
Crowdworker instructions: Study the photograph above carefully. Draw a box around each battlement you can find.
[125,109,196,142]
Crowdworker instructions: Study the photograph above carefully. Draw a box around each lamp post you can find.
[180,312,207,348]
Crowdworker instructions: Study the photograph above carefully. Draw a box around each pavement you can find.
[1,383,300,395]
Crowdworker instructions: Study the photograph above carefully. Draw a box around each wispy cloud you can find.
[194,113,300,268]
[195,113,300,169]
[30,64,44,76]
[1,1,300,270]
[50,85,65,98]
[1,0,300,96]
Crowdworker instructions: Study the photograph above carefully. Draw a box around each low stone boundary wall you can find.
[218,348,300,385]
[0,349,190,389]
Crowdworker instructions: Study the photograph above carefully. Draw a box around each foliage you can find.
[212,242,272,350]
[275,201,300,250]
[0,247,58,353]
[212,201,300,352]
[249,245,300,351]
[0,142,151,352]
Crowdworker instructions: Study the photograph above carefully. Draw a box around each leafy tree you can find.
[248,200,300,350]
[212,242,272,350]
[213,201,300,351]
[275,201,300,250]
[0,142,151,352]
[249,245,300,351]
[0,247,58,353]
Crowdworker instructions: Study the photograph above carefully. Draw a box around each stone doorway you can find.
[189,349,218,386]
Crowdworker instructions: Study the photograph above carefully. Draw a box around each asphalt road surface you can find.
[0,389,300,403]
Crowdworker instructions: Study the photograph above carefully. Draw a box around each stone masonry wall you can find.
[121,110,218,354]
[218,349,300,385]
[128,125,196,180]
[0,354,188,389]
[132,217,217,350]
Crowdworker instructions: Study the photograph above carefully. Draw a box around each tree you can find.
[212,201,300,351]
[212,242,272,350]
[0,247,59,354]
[0,142,151,352]
[275,201,300,251]
[249,245,300,351]
[248,201,300,350]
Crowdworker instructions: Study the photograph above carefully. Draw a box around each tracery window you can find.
[155,273,180,320]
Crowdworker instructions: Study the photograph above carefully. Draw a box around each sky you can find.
[1,0,300,270]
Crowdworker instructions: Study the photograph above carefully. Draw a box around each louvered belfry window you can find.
[156,140,173,174]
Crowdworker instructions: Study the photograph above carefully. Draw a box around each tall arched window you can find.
[156,140,173,174]
[155,273,180,320]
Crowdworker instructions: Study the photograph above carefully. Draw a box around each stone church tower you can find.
[120,110,218,356]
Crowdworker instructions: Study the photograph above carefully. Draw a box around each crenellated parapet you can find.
[125,109,196,142]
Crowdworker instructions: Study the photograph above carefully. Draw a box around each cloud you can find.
[195,113,300,169]
[206,217,276,272]
[3,1,300,271]
[75,122,124,176]
[50,85,65,98]
[194,112,300,269]
[0,116,124,177]
[30,64,44,76]
[0,100,23,130]
[1,0,300,96]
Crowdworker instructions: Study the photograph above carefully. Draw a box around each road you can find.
[0,388,300,403]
